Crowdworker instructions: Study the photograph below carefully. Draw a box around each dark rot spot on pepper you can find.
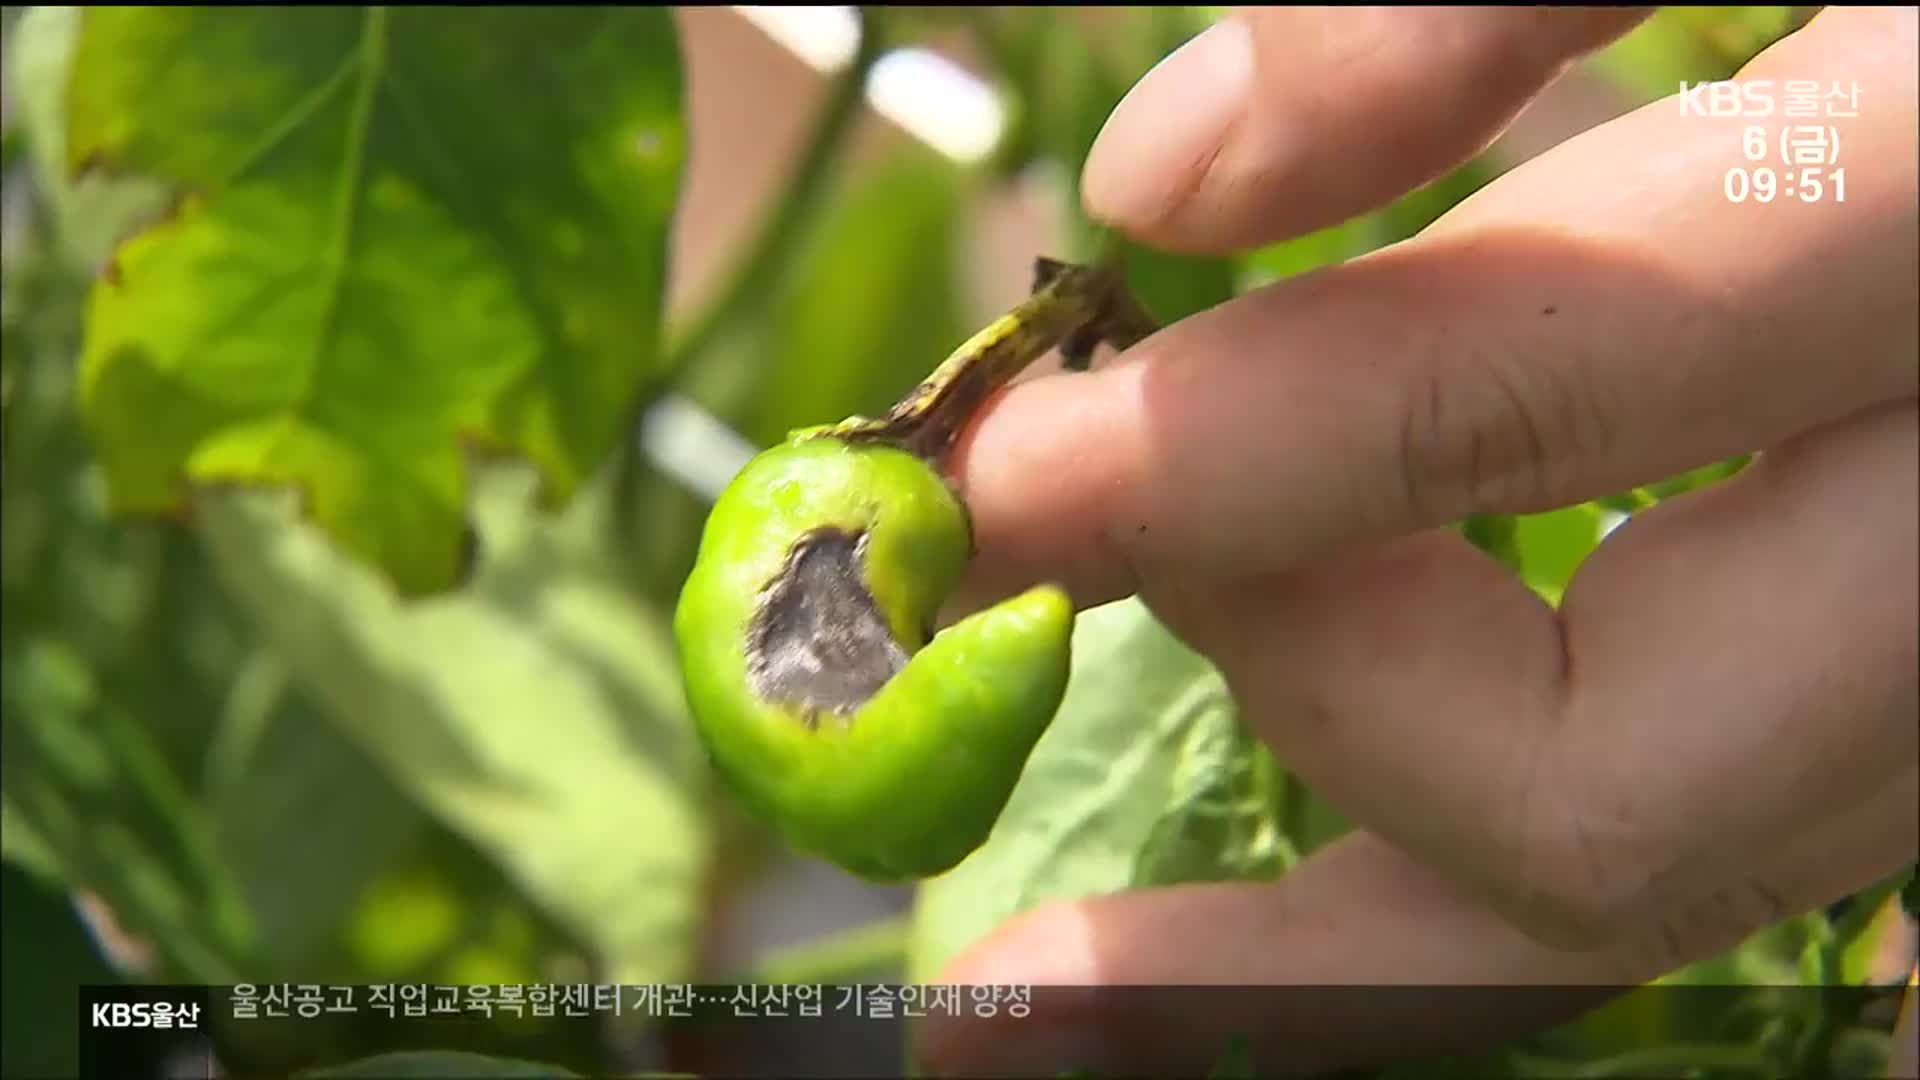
[675,255,1155,880]
[745,526,908,724]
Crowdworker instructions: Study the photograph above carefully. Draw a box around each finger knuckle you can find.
[1393,344,1613,521]
[1499,750,1652,950]
[1510,824,1646,950]
[1495,706,1793,962]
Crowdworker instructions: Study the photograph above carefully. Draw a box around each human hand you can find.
[921,7,1918,1076]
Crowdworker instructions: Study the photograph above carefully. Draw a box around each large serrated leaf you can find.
[909,598,1289,982]
[66,7,684,594]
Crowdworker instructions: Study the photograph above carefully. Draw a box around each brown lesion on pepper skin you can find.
[747,257,1161,726]
[744,526,909,727]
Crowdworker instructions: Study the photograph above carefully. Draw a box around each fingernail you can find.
[1082,18,1254,230]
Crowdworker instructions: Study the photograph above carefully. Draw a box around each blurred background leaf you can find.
[730,147,967,447]
[7,5,171,273]
[195,474,713,989]
[1,861,119,1079]
[1589,7,1807,103]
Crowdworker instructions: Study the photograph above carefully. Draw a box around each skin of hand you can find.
[918,7,1919,1077]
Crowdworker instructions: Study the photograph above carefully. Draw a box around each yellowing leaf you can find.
[68,8,685,593]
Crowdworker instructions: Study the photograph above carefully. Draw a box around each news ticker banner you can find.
[81,982,1018,1079]
[81,981,1916,1079]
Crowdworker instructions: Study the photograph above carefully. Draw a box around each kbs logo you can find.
[1679,79,1777,118]
[90,1001,201,1029]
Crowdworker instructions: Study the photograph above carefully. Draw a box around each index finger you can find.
[951,6,1918,613]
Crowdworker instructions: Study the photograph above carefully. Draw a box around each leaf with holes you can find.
[67,7,684,593]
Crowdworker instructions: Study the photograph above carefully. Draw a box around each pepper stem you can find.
[820,254,1160,466]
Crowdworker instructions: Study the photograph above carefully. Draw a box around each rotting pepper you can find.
[674,256,1159,881]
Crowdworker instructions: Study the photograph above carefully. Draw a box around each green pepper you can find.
[673,257,1157,880]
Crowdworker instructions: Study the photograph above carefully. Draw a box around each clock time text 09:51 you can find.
[1724,166,1847,204]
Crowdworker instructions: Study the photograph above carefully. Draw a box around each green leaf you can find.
[1596,456,1752,514]
[1461,513,1524,574]
[67,7,686,594]
[1238,222,1370,288]
[1,796,63,884]
[1129,717,1295,887]
[1647,454,1752,499]
[3,323,587,998]
[213,672,587,988]
[1,341,264,978]
[301,1051,580,1079]
[1516,504,1611,604]
[5,6,171,272]
[1431,916,1825,1079]
[195,473,715,986]
[910,598,1295,982]
[1463,504,1610,606]
[2,630,257,981]
[1124,246,1238,327]
[1369,158,1499,247]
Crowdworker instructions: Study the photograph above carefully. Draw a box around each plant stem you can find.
[822,256,1156,467]
[659,8,886,385]
[610,9,885,539]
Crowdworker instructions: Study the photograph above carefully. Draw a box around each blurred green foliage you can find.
[0,5,1903,1078]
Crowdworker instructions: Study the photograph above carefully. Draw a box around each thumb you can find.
[1082,7,1651,253]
